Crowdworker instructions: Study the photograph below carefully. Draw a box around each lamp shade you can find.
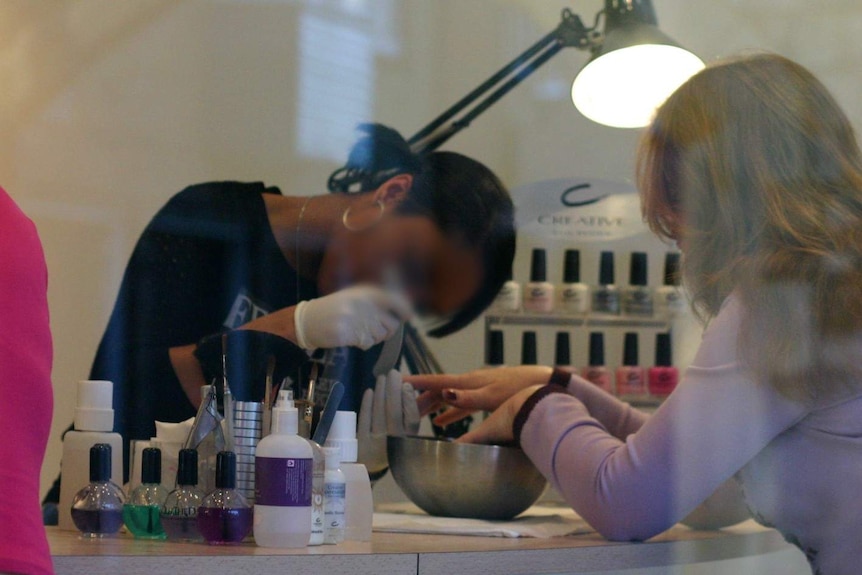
[571,3,704,128]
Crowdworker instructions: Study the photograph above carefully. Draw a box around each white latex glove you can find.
[293,285,412,351]
[357,369,421,475]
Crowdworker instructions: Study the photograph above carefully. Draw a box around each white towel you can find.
[373,502,593,538]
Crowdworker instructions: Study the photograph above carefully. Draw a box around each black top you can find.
[598,251,615,286]
[588,332,605,366]
[47,182,382,500]
[529,249,547,283]
[215,451,237,490]
[629,252,648,286]
[554,332,571,366]
[622,332,639,366]
[89,444,112,483]
[141,447,162,485]
[177,448,199,486]
[663,252,681,286]
[563,250,581,284]
[521,331,538,365]
[655,333,674,366]
[486,330,505,366]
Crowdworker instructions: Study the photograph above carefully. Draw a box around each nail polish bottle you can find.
[198,451,254,545]
[161,448,205,541]
[521,331,538,365]
[123,447,169,539]
[486,330,505,367]
[71,444,125,538]
[554,332,573,369]
[622,252,654,317]
[59,380,123,531]
[492,280,522,313]
[523,249,555,313]
[656,252,686,318]
[591,251,620,315]
[649,333,679,397]
[322,446,346,545]
[582,332,612,392]
[560,250,589,314]
[615,333,646,397]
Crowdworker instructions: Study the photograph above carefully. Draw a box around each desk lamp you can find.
[328,0,703,193]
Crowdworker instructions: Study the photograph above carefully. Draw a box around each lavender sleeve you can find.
[560,371,649,439]
[520,296,809,541]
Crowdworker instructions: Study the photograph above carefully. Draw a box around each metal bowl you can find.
[386,435,547,520]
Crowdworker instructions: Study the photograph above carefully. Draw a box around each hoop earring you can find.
[342,200,385,232]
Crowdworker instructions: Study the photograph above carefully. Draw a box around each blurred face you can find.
[318,214,483,319]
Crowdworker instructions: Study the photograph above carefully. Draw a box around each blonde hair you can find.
[637,53,862,401]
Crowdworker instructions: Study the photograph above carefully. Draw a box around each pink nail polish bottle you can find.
[582,332,612,392]
[648,333,679,397]
[615,332,646,397]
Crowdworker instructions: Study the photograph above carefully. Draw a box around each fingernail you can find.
[443,389,457,401]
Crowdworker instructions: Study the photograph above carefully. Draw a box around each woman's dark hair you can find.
[330,123,515,337]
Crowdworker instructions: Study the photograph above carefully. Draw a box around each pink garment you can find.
[0,187,54,575]
[521,294,862,574]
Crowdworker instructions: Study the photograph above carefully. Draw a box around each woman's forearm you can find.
[169,343,208,408]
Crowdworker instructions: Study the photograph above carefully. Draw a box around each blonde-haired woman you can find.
[408,53,862,574]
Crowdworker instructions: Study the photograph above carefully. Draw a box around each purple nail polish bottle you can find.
[70,444,126,538]
[197,451,253,544]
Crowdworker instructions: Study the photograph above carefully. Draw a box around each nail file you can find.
[312,381,345,445]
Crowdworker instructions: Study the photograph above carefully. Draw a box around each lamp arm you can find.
[408,8,595,154]
[410,40,566,154]
[327,8,597,192]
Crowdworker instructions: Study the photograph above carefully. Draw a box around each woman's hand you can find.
[406,365,553,427]
[456,385,544,445]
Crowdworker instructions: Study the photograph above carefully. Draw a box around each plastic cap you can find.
[529,249,547,282]
[599,252,615,286]
[323,446,341,469]
[623,332,639,366]
[664,252,681,286]
[273,404,299,435]
[177,448,198,486]
[655,333,673,366]
[521,331,538,365]
[486,330,504,366]
[215,451,237,489]
[563,250,581,283]
[555,332,571,366]
[277,389,294,407]
[325,411,358,463]
[89,443,112,483]
[75,380,114,432]
[141,447,162,484]
[588,332,605,366]
[629,252,648,286]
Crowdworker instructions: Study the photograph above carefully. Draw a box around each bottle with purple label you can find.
[253,400,313,548]
[197,451,253,545]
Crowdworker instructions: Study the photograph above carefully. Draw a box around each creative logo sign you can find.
[513,178,645,242]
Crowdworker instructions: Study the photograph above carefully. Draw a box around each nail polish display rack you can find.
[484,310,674,408]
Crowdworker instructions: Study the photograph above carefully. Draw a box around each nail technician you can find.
[43,123,515,504]
[0,186,53,575]
[410,54,862,574]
